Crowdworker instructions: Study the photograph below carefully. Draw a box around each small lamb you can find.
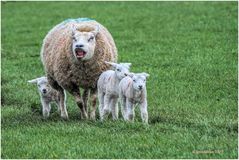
[28,76,61,118]
[97,61,131,120]
[119,72,150,123]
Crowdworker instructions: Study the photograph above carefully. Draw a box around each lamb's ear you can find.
[105,61,117,68]
[128,73,134,78]
[28,78,38,84]
[122,63,132,69]
[92,25,99,36]
[142,72,150,78]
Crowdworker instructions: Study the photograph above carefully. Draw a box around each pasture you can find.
[1,1,238,159]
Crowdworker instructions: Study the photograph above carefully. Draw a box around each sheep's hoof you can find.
[61,114,69,120]
[80,112,88,120]
[128,114,134,121]
[43,111,50,118]
[90,113,96,120]
[112,116,118,121]
[103,108,110,115]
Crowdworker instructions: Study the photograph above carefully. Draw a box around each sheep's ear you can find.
[71,25,78,37]
[28,78,38,84]
[142,72,150,78]
[92,25,99,36]
[122,63,132,69]
[105,61,117,68]
[128,73,134,78]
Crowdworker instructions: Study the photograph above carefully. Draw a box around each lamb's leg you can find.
[89,89,97,120]
[98,91,105,120]
[47,75,68,119]
[120,96,127,120]
[126,99,134,122]
[140,101,148,124]
[102,94,111,120]
[41,98,50,118]
[110,97,118,120]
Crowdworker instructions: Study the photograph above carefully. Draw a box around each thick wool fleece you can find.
[41,19,117,92]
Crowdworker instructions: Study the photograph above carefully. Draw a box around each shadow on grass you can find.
[2,104,237,135]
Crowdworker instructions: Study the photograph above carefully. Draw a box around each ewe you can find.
[41,18,117,119]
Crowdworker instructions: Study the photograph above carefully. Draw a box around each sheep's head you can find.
[71,26,99,61]
[128,73,150,91]
[28,77,52,96]
[105,61,131,80]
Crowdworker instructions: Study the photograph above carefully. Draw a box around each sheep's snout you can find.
[75,44,84,48]
[42,89,47,94]
[40,87,49,95]
[138,85,143,90]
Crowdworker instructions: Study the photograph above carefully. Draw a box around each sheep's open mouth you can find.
[75,48,86,58]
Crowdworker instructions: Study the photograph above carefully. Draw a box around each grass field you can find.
[1,1,238,159]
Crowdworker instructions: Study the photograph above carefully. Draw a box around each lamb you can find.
[97,61,131,121]
[28,76,62,118]
[119,72,150,124]
[41,18,117,119]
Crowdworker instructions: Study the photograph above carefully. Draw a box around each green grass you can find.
[1,1,238,159]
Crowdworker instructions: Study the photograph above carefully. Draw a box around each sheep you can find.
[28,76,62,118]
[119,72,150,124]
[41,18,117,119]
[97,61,131,121]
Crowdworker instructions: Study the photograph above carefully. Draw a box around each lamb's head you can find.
[71,26,99,61]
[105,61,131,80]
[129,72,150,91]
[28,77,52,96]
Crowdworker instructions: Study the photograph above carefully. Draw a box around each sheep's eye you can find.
[88,36,94,42]
[73,37,77,41]
[144,79,146,82]
[133,80,136,82]
[117,69,121,72]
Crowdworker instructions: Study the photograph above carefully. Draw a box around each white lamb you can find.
[97,61,131,120]
[28,76,62,118]
[119,72,150,123]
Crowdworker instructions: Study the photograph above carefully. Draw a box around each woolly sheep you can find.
[41,18,117,119]
[119,73,150,123]
[97,61,131,121]
[28,76,62,118]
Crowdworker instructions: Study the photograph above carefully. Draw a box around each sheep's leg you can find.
[110,97,118,120]
[89,89,97,120]
[120,96,127,120]
[68,88,88,119]
[56,101,61,112]
[102,94,111,120]
[75,92,88,119]
[126,99,135,122]
[98,91,105,120]
[59,90,68,119]
[82,89,89,116]
[41,99,50,118]
[47,75,68,119]
[140,101,148,124]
